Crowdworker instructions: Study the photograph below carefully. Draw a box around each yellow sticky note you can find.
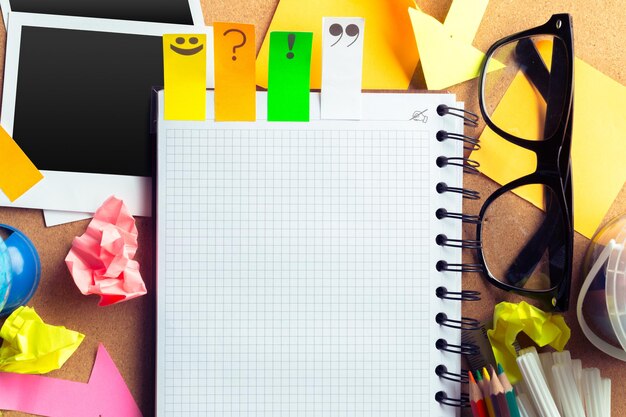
[0,126,43,202]
[443,0,489,44]
[409,7,503,90]
[256,0,419,90]
[163,34,207,120]
[473,55,626,239]
[487,301,570,384]
[0,306,85,374]
[214,22,256,121]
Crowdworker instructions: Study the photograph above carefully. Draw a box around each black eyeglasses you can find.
[476,14,574,312]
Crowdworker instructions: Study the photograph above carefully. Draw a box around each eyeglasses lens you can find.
[482,35,568,141]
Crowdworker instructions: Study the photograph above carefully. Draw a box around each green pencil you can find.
[497,363,521,417]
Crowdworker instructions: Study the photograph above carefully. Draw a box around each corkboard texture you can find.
[0,0,624,415]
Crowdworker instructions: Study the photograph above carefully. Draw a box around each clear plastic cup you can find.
[579,215,626,360]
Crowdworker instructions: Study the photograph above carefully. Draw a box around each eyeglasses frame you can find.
[475,14,575,312]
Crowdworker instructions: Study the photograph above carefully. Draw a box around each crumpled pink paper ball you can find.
[65,196,147,306]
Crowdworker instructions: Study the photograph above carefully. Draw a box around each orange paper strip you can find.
[0,126,43,202]
[214,22,256,121]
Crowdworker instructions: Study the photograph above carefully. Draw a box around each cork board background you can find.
[0,0,624,416]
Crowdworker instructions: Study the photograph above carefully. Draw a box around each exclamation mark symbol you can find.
[286,33,295,59]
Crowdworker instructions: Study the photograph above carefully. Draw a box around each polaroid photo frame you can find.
[0,0,204,28]
[0,12,213,217]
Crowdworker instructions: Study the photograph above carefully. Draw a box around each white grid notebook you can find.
[156,91,464,417]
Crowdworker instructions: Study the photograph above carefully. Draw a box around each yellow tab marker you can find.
[163,33,207,120]
[214,22,256,121]
[0,126,43,202]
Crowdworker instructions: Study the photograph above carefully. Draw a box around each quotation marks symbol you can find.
[286,33,296,59]
[223,28,247,61]
[329,23,360,47]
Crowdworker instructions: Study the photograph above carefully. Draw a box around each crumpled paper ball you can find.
[65,196,147,306]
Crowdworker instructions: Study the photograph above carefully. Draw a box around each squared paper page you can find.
[157,91,463,416]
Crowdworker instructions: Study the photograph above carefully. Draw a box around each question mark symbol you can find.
[329,23,360,47]
[223,29,247,61]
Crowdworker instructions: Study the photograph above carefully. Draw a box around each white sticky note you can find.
[321,17,364,120]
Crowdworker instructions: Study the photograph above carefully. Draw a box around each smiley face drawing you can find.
[170,35,204,56]
[163,33,207,120]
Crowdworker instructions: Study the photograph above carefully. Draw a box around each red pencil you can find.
[469,371,489,417]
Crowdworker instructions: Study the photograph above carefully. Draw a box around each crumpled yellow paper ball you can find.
[487,301,570,384]
[0,306,85,374]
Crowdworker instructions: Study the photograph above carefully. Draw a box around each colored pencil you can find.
[483,367,503,417]
[477,368,498,417]
[469,371,489,417]
[497,363,521,417]
[490,366,511,417]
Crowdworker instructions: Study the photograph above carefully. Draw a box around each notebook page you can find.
[156,91,462,416]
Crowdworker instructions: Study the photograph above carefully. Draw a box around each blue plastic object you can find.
[0,224,41,316]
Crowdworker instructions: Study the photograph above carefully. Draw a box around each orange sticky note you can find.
[0,126,43,202]
[214,22,256,121]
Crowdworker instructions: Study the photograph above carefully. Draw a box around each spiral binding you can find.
[436,286,481,302]
[436,313,481,331]
[435,208,480,224]
[436,104,479,127]
[435,104,483,409]
[435,365,470,384]
[436,182,480,200]
[436,156,480,174]
[435,392,470,408]
[436,130,481,151]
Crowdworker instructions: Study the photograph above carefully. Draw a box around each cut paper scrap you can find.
[214,22,256,121]
[321,17,365,120]
[267,31,313,122]
[408,6,503,90]
[0,306,85,374]
[487,301,570,385]
[0,343,142,417]
[65,196,147,306]
[163,33,207,120]
[443,0,490,44]
[256,0,418,90]
[0,125,43,202]
[472,54,626,239]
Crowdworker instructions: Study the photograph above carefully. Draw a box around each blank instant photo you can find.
[0,0,204,27]
[0,12,212,218]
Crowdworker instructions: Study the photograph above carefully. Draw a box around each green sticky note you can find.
[268,31,313,121]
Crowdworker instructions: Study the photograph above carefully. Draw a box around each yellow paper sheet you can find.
[256,0,418,90]
[473,56,626,239]
[443,0,490,44]
[0,125,43,202]
[214,22,256,121]
[0,306,85,374]
[163,34,207,120]
[408,7,503,90]
[487,301,570,385]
